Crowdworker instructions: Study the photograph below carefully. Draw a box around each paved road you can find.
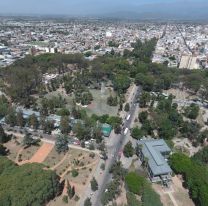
[176,25,192,54]
[80,86,141,206]
[3,85,141,206]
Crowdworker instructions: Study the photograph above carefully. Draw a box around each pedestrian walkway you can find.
[29,142,54,163]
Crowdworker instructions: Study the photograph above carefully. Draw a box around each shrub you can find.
[62,195,68,203]
[71,169,79,177]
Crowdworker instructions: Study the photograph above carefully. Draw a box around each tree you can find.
[114,124,122,134]
[23,133,39,148]
[101,179,121,205]
[73,122,90,141]
[109,161,127,179]
[131,127,144,140]
[135,74,154,91]
[158,118,176,139]
[170,153,208,206]
[112,74,131,94]
[62,195,68,203]
[0,144,8,156]
[123,141,134,158]
[0,125,9,143]
[28,113,39,129]
[66,180,75,199]
[139,92,151,108]
[90,177,98,191]
[16,111,25,128]
[141,120,155,136]
[92,126,102,143]
[106,116,122,128]
[55,135,68,154]
[180,121,200,142]
[0,95,9,118]
[71,169,79,177]
[60,116,71,134]
[56,108,70,116]
[84,51,92,57]
[107,96,118,106]
[192,146,208,164]
[100,163,105,170]
[42,120,54,134]
[5,108,17,127]
[139,111,148,124]
[84,197,92,206]
[124,103,130,112]
[184,103,199,119]
[0,156,61,206]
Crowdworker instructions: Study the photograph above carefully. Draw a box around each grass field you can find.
[86,89,119,116]
[41,87,119,116]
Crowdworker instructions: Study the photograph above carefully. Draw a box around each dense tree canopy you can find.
[192,146,208,165]
[184,103,199,119]
[0,157,62,206]
[170,153,208,206]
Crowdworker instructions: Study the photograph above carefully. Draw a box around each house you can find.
[137,139,172,184]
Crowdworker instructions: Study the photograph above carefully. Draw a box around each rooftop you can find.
[138,139,172,176]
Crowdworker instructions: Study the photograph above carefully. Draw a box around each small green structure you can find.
[102,123,112,137]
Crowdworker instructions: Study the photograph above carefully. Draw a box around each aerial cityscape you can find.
[0,1,208,206]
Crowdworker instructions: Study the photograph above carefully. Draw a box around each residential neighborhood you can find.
[0,3,208,206]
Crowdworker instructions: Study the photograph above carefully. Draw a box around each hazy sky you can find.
[0,0,207,18]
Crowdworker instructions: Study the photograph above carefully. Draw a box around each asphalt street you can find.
[90,86,141,206]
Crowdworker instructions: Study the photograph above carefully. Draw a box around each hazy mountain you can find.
[0,0,207,21]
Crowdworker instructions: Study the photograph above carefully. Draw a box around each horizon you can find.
[0,0,208,20]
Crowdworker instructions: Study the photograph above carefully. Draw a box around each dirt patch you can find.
[4,138,23,162]
[115,182,127,206]
[165,89,195,101]
[29,142,54,163]
[153,175,195,206]
[43,147,66,168]
[19,142,43,162]
[47,151,100,206]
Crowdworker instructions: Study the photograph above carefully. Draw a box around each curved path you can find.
[50,153,69,170]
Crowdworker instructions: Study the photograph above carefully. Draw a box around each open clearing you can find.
[86,89,118,116]
[19,142,43,162]
[153,175,195,206]
[47,149,100,206]
[4,138,23,162]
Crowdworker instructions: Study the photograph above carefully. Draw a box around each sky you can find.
[0,0,207,19]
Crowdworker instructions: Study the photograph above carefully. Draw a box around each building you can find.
[137,139,172,184]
